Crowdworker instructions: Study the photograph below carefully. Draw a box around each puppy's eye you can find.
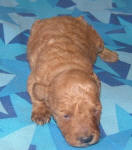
[64,114,70,119]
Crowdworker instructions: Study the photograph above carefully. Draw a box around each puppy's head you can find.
[47,69,102,147]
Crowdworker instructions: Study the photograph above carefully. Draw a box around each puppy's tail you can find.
[98,47,118,62]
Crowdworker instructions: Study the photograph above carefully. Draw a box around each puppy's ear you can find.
[33,83,48,101]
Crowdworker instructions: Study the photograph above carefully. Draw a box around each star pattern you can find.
[111,0,132,14]
[109,17,132,45]
[15,0,72,19]
[0,0,132,150]
[72,0,113,23]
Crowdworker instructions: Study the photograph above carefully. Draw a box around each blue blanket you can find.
[0,0,132,150]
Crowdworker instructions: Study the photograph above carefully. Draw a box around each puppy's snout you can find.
[79,135,93,144]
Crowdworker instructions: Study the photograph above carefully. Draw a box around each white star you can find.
[0,124,36,150]
[100,82,132,135]
[0,0,18,7]
[0,73,16,87]
[9,13,36,31]
[0,101,8,114]
[72,0,113,23]
[0,13,36,44]
[118,51,132,80]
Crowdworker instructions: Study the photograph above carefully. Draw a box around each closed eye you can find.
[64,114,69,118]
[63,114,71,119]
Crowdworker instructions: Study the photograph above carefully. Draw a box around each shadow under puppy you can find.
[27,16,118,147]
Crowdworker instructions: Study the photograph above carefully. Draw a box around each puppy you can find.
[27,16,118,147]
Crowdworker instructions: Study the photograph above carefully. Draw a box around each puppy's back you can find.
[27,16,103,84]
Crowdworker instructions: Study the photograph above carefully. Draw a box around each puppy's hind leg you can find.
[98,47,118,62]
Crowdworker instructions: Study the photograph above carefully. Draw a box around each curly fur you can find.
[27,16,118,147]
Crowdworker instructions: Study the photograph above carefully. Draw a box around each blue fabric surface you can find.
[0,0,132,150]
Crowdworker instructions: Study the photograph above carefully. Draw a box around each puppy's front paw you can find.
[31,110,51,125]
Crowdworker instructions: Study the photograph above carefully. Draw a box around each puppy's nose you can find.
[79,135,93,144]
